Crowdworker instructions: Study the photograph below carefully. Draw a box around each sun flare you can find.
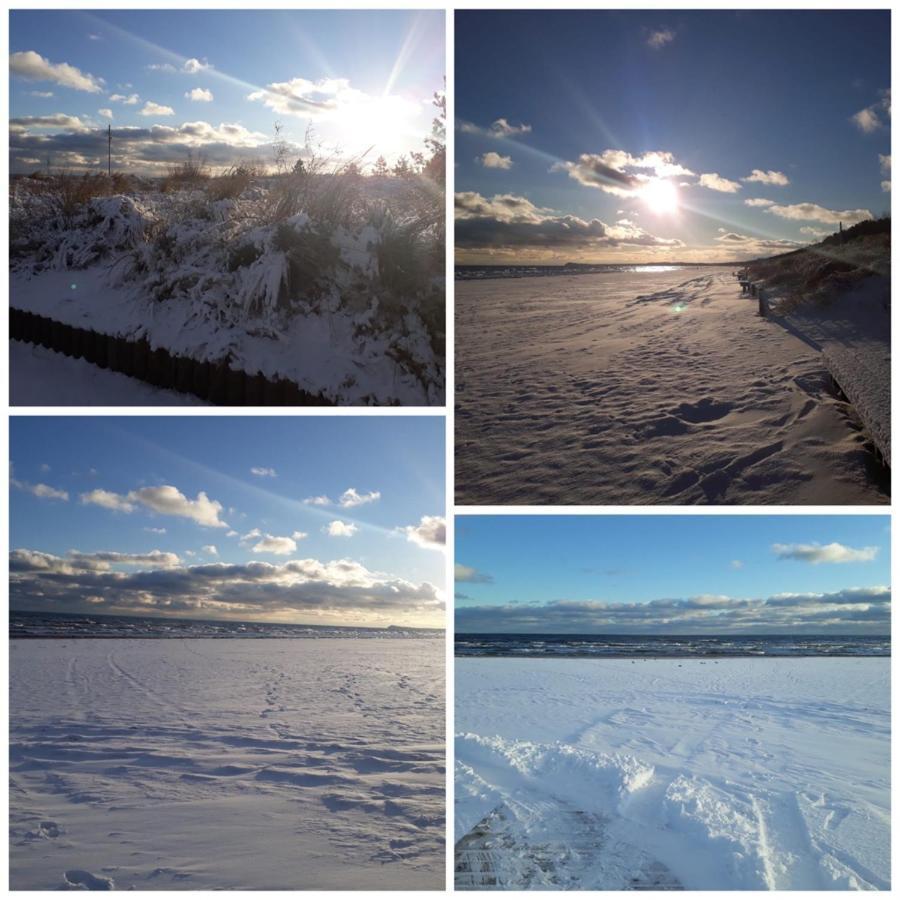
[641,179,679,215]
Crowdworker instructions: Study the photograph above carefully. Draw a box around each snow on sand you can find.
[10,638,444,890]
[455,267,887,505]
[456,657,890,890]
[11,340,202,406]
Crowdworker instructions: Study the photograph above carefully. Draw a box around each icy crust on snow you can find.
[455,658,890,890]
[10,638,445,889]
[10,191,443,405]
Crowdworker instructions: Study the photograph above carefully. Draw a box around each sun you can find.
[641,179,679,215]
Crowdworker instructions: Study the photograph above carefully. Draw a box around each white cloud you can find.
[698,172,742,193]
[130,486,227,527]
[742,169,790,186]
[247,75,419,140]
[455,563,493,584]
[144,527,167,535]
[772,542,878,564]
[11,478,69,501]
[714,231,802,252]
[9,114,89,133]
[182,58,211,74]
[852,107,881,133]
[326,521,358,538]
[879,154,891,191]
[80,488,135,512]
[186,87,213,102]
[744,197,775,207]
[98,108,113,120]
[459,118,532,139]
[109,93,140,105]
[140,101,175,117]
[646,28,676,49]
[851,89,890,133]
[291,531,308,541]
[147,58,210,75]
[250,467,277,478]
[553,149,693,198]
[304,495,332,506]
[252,534,297,555]
[764,203,872,226]
[10,50,103,93]
[81,484,227,527]
[850,89,891,134]
[401,515,446,550]
[340,487,381,508]
[29,90,54,98]
[479,151,513,169]
[489,118,531,137]
[202,545,218,556]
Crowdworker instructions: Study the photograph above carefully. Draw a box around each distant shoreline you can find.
[455,651,890,659]
[455,262,736,281]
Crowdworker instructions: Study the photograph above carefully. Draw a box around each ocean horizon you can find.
[455,632,890,658]
[10,609,444,640]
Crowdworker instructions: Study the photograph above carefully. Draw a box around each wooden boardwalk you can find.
[455,805,683,891]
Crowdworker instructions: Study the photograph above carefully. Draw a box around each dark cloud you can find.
[10,121,276,174]
[456,587,890,635]
[455,191,683,252]
[10,551,443,621]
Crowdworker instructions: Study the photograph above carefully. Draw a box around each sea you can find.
[9,610,443,640]
[456,633,889,658]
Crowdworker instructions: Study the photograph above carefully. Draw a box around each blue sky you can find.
[456,515,891,634]
[11,416,445,627]
[10,9,444,174]
[456,10,891,264]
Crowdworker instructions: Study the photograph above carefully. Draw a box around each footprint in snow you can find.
[63,869,114,890]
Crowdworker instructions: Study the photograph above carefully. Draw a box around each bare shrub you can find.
[45,172,120,220]
[208,163,261,201]
[162,152,209,192]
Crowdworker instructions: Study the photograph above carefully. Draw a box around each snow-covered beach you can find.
[455,267,888,505]
[10,638,445,890]
[456,657,890,890]
[11,340,202,406]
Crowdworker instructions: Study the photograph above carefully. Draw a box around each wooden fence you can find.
[10,307,333,406]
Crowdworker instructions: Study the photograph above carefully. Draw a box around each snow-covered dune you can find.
[456,658,890,890]
[10,638,445,890]
[455,267,887,505]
